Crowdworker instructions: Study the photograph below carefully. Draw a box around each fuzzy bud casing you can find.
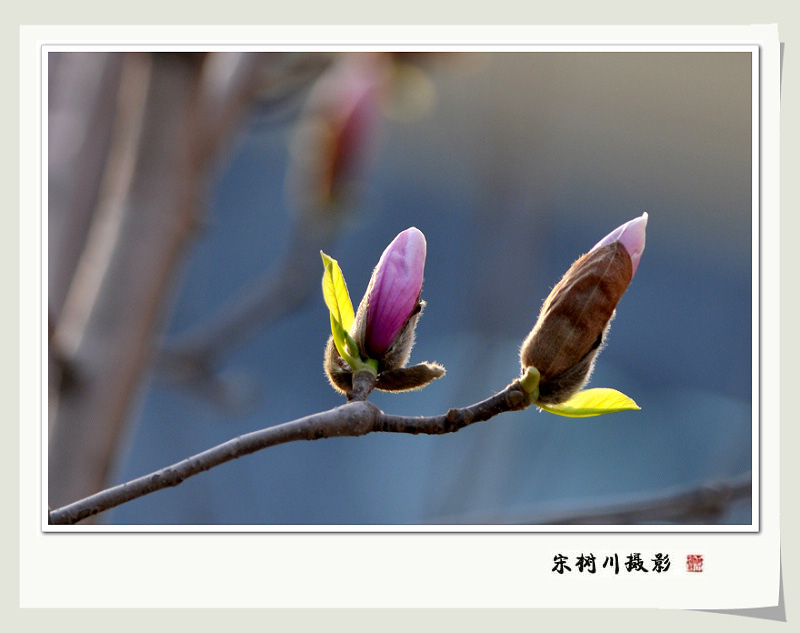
[520,213,647,404]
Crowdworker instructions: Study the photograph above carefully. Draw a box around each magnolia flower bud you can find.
[323,227,445,396]
[520,213,647,404]
[357,227,427,361]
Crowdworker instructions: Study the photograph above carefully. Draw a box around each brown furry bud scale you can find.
[520,242,633,404]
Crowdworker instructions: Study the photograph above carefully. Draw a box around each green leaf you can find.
[321,251,355,331]
[329,312,348,357]
[321,251,358,367]
[537,388,640,417]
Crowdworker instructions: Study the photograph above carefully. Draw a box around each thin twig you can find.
[348,369,378,402]
[48,381,531,525]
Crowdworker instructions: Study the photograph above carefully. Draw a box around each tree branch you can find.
[48,380,532,525]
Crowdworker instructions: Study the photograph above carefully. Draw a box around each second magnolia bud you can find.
[520,214,647,404]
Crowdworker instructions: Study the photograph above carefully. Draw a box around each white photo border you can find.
[22,24,780,609]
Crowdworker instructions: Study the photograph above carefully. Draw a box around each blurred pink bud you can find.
[590,212,648,277]
[288,55,385,211]
[363,227,427,358]
[323,66,380,200]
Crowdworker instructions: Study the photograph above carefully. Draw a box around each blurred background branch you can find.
[47,51,402,512]
[48,52,278,512]
[156,53,386,392]
[426,472,753,525]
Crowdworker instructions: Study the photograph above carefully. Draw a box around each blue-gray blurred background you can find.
[97,52,752,525]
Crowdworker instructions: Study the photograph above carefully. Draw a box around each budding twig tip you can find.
[519,366,541,399]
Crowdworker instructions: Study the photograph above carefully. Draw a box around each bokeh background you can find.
[48,51,753,525]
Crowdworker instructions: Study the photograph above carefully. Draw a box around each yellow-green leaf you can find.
[321,251,355,331]
[321,251,356,365]
[537,388,640,417]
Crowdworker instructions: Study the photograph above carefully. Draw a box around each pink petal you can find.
[365,227,427,356]
[591,212,648,277]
